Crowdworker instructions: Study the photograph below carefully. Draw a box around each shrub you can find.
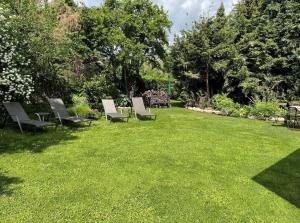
[68,94,99,118]
[212,94,240,116]
[239,105,252,118]
[71,94,88,105]
[250,101,286,119]
[115,95,131,107]
[0,5,33,102]
[178,90,204,107]
[68,104,92,117]
[83,75,119,109]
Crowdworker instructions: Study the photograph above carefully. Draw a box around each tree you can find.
[7,0,82,100]
[232,0,300,101]
[171,3,237,100]
[79,0,171,95]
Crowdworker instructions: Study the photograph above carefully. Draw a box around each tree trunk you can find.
[206,64,210,98]
[123,66,129,96]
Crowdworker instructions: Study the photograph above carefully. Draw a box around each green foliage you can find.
[115,95,131,107]
[68,103,91,117]
[83,74,119,109]
[239,105,252,118]
[141,64,170,81]
[79,0,171,95]
[179,90,204,107]
[68,94,99,117]
[212,94,287,119]
[171,3,239,100]
[71,94,88,105]
[140,64,174,94]
[250,100,287,118]
[0,3,33,102]
[0,0,82,101]
[229,0,300,101]
[212,94,240,115]
[171,0,300,103]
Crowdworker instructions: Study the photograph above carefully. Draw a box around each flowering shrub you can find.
[0,5,33,102]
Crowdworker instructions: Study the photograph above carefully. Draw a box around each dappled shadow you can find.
[253,149,300,208]
[0,125,86,154]
[0,170,23,196]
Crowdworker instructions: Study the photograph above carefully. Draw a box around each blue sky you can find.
[76,0,238,40]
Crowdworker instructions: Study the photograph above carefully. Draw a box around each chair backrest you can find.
[3,102,30,122]
[102,99,117,114]
[132,97,146,113]
[48,98,70,118]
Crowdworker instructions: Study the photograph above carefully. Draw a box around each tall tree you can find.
[171,3,237,99]
[79,0,171,95]
[232,0,300,101]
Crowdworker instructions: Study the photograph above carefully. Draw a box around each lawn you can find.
[0,108,299,222]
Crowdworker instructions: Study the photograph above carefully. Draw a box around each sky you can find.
[76,0,239,41]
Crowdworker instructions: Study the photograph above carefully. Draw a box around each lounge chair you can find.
[102,99,129,122]
[3,102,55,133]
[47,98,92,126]
[132,97,156,120]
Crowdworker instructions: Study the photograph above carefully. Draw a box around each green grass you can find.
[0,108,299,222]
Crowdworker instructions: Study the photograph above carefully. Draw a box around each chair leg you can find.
[16,119,23,134]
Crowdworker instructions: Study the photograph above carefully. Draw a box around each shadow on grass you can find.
[0,125,88,154]
[253,148,300,208]
[0,170,23,196]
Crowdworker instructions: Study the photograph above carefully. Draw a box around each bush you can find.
[178,90,204,107]
[83,75,119,109]
[68,94,99,118]
[115,95,131,107]
[71,94,88,105]
[250,101,286,119]
[68,104,92,117]
[239,105,252,118]
[212,94,240,116]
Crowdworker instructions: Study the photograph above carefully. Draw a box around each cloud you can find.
[77,0,238,41]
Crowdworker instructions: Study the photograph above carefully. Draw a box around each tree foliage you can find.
[79,0,171,95]
[171,0,300,103]
[0,3,33,102]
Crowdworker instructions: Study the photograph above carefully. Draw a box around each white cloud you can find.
[78,0,238,41]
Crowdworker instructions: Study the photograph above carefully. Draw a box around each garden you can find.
[0,0,300,222]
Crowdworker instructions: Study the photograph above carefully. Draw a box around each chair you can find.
[102,99,129,122]
[47,98,92,126]
[132,97,156,120]
[3,102,55,133]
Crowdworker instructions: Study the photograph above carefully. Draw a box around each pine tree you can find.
[233,0,300,100]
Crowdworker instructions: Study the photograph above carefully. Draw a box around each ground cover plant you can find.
[0,108,299,222]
